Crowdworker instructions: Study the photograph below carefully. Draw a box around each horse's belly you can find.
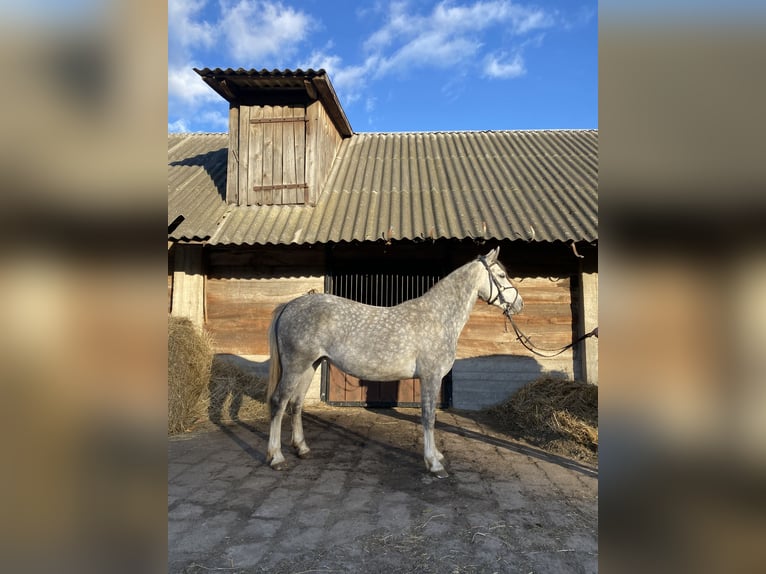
[331,352,416,381]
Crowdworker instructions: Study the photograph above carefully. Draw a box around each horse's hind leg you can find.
[289,368,316,458]
[267,392,289,470]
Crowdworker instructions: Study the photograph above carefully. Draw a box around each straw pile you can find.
[485,376,598,461]
[168,316,213,434]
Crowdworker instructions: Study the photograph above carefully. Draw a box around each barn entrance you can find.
[324,262,452,407]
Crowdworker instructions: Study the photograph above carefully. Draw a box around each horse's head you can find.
[477,247,524,316]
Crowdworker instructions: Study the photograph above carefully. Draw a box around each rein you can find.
[479,256,598,358]
[506,313,598,358]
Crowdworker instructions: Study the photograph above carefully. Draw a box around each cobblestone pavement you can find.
[169,406,597,573]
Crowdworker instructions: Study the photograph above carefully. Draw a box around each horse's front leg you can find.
[290,403,311,458]
[289,368,315,459]
[420,378,448,478]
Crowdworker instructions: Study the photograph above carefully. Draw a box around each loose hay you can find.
[168,316,213,434]
[485,376,598,462]
[203,356,269,424]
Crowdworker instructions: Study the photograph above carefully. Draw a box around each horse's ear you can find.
[484,247,499,264]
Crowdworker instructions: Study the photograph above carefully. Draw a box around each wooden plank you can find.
[457,276,574,361]
[226,105,239,203]
[329,366,348,402]
[295,106,306,197]
[205,275,323,355]
[305,101,317,205]
[261,106,274,204]
[248,106,263,205]
[206,244,326,275]
[237,106,250,206]
[344,371,363,403]
[252,183,308,192]
[249,116,306,124]
[282,106,297,203]
[272,105,284,203]
[397,379,416,403]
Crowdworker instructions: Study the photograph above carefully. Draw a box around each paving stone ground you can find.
[169,405,597,573]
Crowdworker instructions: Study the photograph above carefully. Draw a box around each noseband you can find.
[479,256,519,315]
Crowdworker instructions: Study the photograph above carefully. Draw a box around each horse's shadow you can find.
[207,354,269,424]
[372,407,597,477]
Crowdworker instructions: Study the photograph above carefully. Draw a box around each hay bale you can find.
[168,316,213,434]
[486,376,598,461]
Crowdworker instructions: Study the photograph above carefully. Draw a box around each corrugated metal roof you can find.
[168,130,597,245]
[168,133,228,241]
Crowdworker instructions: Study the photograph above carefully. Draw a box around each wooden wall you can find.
[306,100,343,205]
[204,245,325,355]
[193,240,592,409]
[452,275,576,409]
[225,101,343,206]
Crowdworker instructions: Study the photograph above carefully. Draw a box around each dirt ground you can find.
[168,405,598,573]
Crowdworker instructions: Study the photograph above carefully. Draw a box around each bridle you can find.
[479,256,520,314]
[479,255,598,358]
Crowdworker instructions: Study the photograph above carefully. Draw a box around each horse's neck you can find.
[419,261,482,336]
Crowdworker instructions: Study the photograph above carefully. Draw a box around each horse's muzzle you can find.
[505,299,524,316]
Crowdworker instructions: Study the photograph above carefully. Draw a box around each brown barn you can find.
[168,68,597,410]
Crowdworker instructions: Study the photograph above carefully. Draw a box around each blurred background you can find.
[0,1,167,572]
[600,1,766,572]
[0,0,764,572]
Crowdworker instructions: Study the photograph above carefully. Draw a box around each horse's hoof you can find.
[270,461,288,471]
[297,449,311,459]
[431,468,449,479]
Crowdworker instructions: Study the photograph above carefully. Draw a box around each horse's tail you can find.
[266,302,288,406]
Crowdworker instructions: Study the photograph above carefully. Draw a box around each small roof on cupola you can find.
[194,68,353,137]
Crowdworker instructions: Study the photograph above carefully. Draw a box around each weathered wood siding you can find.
[306,100,342,205]
[170,244,205,326]
[579,271,598,384]
[225,101,342,206]
[204,246,325,355]
[452,276,576,410]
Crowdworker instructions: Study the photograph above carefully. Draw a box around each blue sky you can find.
[168,0,597,133]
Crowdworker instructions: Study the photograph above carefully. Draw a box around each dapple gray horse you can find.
[266,247,523,478]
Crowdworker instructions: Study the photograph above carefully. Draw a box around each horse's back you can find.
[276,293,428,379]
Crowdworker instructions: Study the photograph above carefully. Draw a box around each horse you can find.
[265,247,523,478]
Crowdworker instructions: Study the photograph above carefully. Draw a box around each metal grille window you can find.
[328,272,443,306]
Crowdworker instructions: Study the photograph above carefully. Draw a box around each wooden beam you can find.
[171,244,205,327]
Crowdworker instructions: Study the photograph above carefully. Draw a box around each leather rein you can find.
[479,256,598,358]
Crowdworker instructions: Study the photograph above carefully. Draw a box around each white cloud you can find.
[218,0,311,63]
[199,109,229,132]
[300,51,381,106]
[168,0,215,59]
[168,1,315,131]
[168,119,189,133]
[168,65,220,105]
[363,0,554,77]
[484,52,526,78]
